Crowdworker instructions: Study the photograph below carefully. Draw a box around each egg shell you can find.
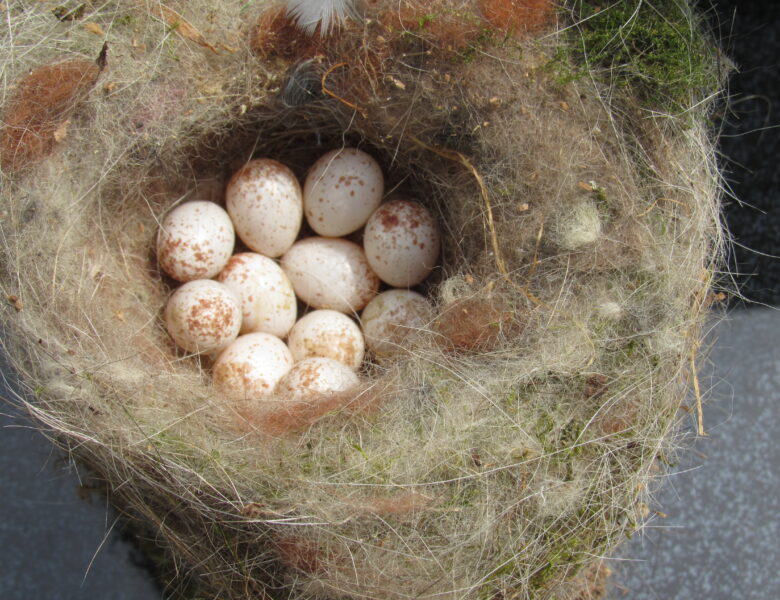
[164,280,241,354]
[364,198,441,287]
[156,201,235,282]
[277,357,360,402]
[281,237,379,313]
[213,333,293,400]
[287,310,365,371]
[225,159,303,258]
[361,289,433,357]
[303,148,384,237]
[217,253,297,338]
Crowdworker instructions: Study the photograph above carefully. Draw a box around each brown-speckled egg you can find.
[225,159,302,258]
[363,198,441,287]
[164,280,241,355]
[361,289,433,357]
[281,237,379,313]
[213,333,293,400]
[276,357,360,401]
[217,253,297,338]
[156,201,235,283]
[287,310,365,371]
[303,148,384,237]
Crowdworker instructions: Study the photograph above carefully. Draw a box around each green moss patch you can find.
[560,0,721,112]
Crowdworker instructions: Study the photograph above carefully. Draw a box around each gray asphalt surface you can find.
[609,308,780,599]
[0,352,162,600]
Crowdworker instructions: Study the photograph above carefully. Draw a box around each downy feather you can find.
[285,0,358,34]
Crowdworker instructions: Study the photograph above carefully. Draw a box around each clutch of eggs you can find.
[157,148,439,408]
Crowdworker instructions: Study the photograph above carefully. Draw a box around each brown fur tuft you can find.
[1,56,103,171]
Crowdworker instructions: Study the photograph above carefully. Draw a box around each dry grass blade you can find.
[321,61,367,117]
[408,134,543,305]
[147,4,219,54]
[690,345,706,436]
[407,135,507,276]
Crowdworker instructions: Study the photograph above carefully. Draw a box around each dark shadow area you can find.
[699,0,780,307]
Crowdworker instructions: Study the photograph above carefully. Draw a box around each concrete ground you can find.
[0,352,162,599]
[608,308,780,599]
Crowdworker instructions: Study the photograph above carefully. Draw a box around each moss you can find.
[418,13,437,29]
[113,14,135,27]
[453,27,497,64]
[529,533,584,590]
[444,481,482,509]
[558,1,720,112]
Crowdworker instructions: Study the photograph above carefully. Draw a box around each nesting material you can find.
[550,199,603,251]
[0,1,726,599]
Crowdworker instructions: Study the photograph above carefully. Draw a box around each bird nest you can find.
[0,1,726,599]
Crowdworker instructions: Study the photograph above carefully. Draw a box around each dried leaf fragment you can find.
[53,119,70,142]
[386,75,406,90]
[7,295,23,312]
[84,22,105,36]
[148,4,218,54]
[578,181,595,192]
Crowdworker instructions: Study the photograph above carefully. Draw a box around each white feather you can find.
[285,0,358,34]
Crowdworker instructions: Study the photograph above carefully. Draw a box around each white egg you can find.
[287,310,365,371]
[164,280,241,354]
[213,333,293,400]
[364,198,441,287]
[281,237,379,313]
[303,148,384,237]
[277,357,360,401]
[157,201,235,283]
[361,289,433,357]
[217,253,297,338]
[225,159,303,258]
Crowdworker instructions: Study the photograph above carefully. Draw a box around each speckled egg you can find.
[217,253,297,338]
[303,148,384,237]
[225,159,303,258]
[287,310,365,371]
[281,237,379,313]
[361,289,433,357]
[363,198,441,287]
[164,280,241,355]
[213,333,293,400]
[277,357,360,401]
[156,201,235,283]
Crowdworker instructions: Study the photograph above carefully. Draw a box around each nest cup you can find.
[0,1,726,598]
